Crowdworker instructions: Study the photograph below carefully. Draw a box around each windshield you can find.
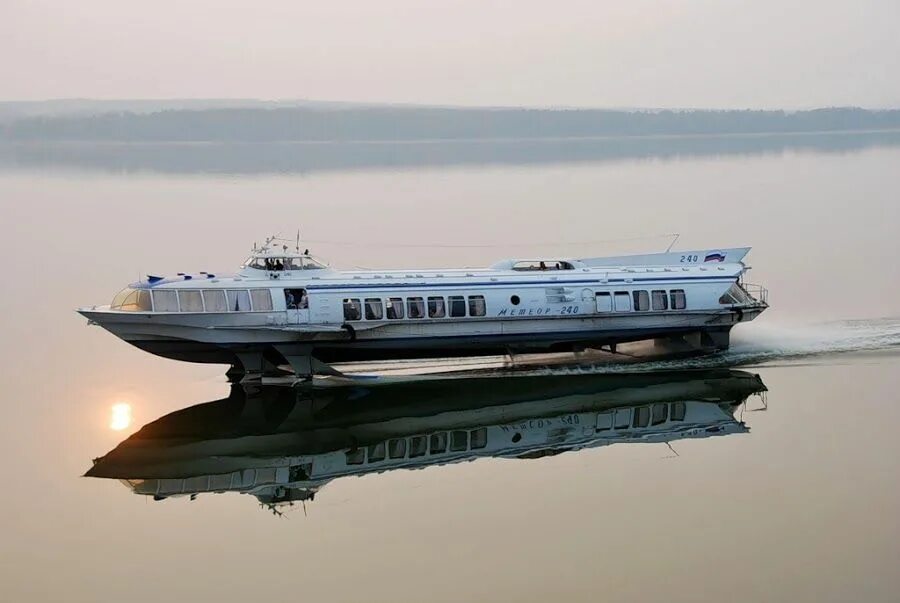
[110,287,152,311]
[244,256,327,270]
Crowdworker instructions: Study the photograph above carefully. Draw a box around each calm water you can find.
[1,136,900,602]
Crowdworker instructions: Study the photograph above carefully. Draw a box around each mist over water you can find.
[1,136,899,602]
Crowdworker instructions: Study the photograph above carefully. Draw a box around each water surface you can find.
[1,136,899,602]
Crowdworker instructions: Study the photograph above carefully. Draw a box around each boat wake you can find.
[548,317,900,374]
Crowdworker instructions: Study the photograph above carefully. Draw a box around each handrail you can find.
[740,283,768,305]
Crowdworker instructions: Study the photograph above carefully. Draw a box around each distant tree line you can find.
[2,107,899,142]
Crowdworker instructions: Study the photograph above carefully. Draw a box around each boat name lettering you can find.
[497,306,580,316]
[500,418,556,431]
[559,414,581,425]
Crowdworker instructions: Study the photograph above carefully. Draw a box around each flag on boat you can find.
[704,252,726,262]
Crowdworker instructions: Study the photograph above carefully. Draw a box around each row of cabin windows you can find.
[596,402,687,431]
[596,289,687,312]
[111,287,274,312]
[345,428,488,465]
[343,295,486,322]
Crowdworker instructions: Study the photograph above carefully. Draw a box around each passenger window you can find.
[388,438,407,458]
[365,298,383,320]
[152,290,179,312]
[226,290,252,312]
[250,289,273,311]
[450,430,468,451]
[284,288,308,310]
[651,403,668,425]
[386,297,404,319]
[179,290,204,312]
[651,290,668,311]
[614,408,631,429]
[345,448,365,465]
[596,412,613,431]
[614,291,631,312]
[429,432,448,454]
[633,406,650,428]
[367,442,386,462]
[470,428,487,449]
[427,296,446,318]
[342,298,362,321]
[409,436,427,458]
[633,290,650,311]
[670,289,687,310]
[407,297,425,319]
[449,296,466,317]
[671,402,686,421]
[595,291,612,312]
[468,295,486,317]
[203,290,227,312]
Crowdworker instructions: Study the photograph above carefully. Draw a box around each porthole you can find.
[510,295,520,305]
[511,433,522,443]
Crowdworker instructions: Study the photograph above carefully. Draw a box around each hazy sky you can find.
[3,0,899,108]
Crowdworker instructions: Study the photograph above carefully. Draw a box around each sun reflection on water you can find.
[109,403,133,431]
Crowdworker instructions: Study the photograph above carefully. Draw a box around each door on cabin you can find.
[284,288,309,324]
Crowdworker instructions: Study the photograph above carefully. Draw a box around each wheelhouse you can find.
[242,255,328,272]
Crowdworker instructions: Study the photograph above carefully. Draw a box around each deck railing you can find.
[741,283,768,305]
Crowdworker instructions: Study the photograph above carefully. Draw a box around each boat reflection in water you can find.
[87,369,767,509]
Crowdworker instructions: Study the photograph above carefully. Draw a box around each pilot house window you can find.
[343,298,362,321]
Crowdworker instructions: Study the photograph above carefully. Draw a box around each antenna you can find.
[296,229,301,252]
[665,233,680,253]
